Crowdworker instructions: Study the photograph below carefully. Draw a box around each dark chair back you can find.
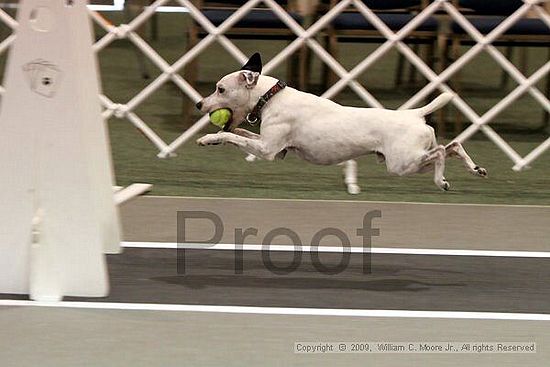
[362,0,421,10]
[458,0,523,15]
[201,0,289,6]
[322,0,421,10]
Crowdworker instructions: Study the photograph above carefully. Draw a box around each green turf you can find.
[97,12,550,204]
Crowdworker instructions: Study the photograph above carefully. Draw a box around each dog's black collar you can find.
[245,80,287,127]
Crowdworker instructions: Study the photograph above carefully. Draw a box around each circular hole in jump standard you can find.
[29,7,55,32]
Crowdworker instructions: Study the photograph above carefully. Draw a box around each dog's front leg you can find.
[233,128,260,140]
[197,132,282,161]
[338,160,360,195]
[233,128,261,162]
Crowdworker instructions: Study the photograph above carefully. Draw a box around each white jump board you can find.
[114,184,152,205]
[0,0,121,300]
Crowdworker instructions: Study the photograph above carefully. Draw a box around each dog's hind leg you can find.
[340,160,360,195]
[419,145,450,191]
[445,141,487,177]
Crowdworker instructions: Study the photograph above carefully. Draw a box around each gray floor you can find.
[1,197,550,367]
[0,307,548,367]
[120,196,550,251]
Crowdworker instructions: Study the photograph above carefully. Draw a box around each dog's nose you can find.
[195,101,203,110]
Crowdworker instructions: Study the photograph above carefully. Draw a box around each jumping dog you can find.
[196,53,487,194]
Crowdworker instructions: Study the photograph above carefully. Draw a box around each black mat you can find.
[2,248,550,314]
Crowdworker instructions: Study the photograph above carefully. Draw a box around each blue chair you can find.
[447,0,550,133]
[184,0,303,81]
[182,0,305,125]
[321,0,439,89]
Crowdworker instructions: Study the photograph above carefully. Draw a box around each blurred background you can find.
[1,0,548,204]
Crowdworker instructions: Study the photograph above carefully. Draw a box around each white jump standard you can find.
[196,53,487,193]
[0,0,150,302]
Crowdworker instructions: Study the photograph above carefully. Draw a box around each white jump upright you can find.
[0,0,122,301]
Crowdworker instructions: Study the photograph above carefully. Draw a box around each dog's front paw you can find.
[197,134,222,146]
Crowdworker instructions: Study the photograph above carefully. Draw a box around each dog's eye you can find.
[217,87,225,94]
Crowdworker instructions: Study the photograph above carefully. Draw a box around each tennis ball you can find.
[209,108,232,128]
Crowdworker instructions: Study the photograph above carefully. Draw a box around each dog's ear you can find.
[241,53,262,73]
[239,70,260,89]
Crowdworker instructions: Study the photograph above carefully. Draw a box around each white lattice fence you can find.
[0,0,549,170]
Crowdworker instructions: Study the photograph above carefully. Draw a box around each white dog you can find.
[196,53,487,194]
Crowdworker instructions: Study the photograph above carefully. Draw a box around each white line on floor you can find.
[122,242,550,258]
[144,195,550,209]
[1,299,549,320]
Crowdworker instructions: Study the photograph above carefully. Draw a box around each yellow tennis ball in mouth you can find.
[209,108,232,128]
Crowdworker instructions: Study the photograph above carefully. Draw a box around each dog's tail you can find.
[412,93,454,116]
